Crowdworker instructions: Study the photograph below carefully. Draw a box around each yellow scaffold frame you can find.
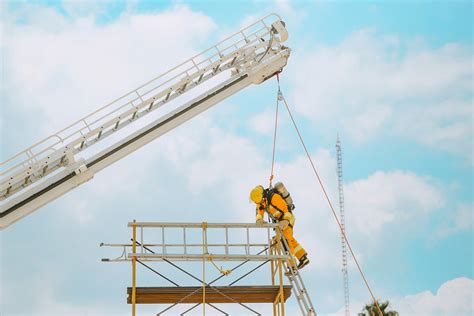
[128,222,290,316]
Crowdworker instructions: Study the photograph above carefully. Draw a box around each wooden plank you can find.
[126,285,292,304]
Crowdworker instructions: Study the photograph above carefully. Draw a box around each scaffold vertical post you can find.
[132,220,137,316]
[202,222,207,316]
[272,226,286,316]
[278,256,285,316]
[271,241,277,316]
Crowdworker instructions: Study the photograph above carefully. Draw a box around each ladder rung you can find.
[148,101,154,111]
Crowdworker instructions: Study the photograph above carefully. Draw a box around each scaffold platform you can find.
[127,285,292,304]
[101,221,316,316]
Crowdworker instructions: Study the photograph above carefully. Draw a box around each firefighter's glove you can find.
[256,219,265,225]
[278,220,289,230]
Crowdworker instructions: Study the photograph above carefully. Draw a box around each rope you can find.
[200,222,231,276]
[269,73,281,188]
[277,84,383,316]
[208,255,232,276]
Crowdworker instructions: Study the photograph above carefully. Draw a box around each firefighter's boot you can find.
[297,255,310,270]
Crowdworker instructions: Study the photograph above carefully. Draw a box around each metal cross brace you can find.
[133,240,276,315]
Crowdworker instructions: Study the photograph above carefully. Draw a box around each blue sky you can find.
[1,0,473,315]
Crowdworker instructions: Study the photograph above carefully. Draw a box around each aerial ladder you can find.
[0,14,290,229]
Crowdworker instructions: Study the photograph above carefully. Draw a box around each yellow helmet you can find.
[250,185,264,204]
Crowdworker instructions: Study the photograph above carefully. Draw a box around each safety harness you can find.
[262,188,293,228]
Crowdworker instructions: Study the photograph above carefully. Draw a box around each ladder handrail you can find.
[279,236,317,315]
[0,36,275,193]
[1,13,282,178]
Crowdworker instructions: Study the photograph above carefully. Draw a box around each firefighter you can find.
[250,185,310,270]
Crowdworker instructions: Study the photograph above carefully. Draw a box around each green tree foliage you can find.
[359,300,399,316]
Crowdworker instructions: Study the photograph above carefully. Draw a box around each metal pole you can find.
[277,228,285,316]
[202,223,207,316]
[132,220,137,316]
[271,242,277,316]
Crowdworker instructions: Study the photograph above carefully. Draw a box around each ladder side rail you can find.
[279,232,317,315]
[293,273,314,315]
[286,263,312,315]
[0,50,246,193]
[1,38,290,228]
[134,35,262,101]
[0,52,268,199]
[285,271,306,314]
[0,147,74,197]
[6,36,269,176]
[75,58,240,148]
[273,238,306,314]
[0,134,63,166]
[0,32,273,183]
[0,37,275,194]
[195,13,276,56]
[0,136,63,174]
[1,60,248,198]
[286,257,315,315]
[284,264,314,315]
[211,24,271,60]
[1,38,266,184]
[0,14,279,176]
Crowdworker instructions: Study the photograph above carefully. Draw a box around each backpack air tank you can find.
[274,182,294,210]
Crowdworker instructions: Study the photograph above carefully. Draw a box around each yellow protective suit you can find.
[255,192,307,260]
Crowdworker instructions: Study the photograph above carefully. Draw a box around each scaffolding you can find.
[101,222,316,316]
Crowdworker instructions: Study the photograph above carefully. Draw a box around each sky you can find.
[0,0,473,315]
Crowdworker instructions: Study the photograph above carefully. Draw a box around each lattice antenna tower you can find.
[336,135,350,316]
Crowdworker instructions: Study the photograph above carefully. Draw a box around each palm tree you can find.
[358,300,399,316]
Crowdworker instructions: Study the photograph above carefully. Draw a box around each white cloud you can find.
[248,106,279,135]
[393,277,474,316]
[326,277,474,316]
[242,0,308,32]
[437,202,473,237]
[247,100,291,139]
[394,99,473,154]
[289,28,473,158]
[346,170,444,235]
[348,104,392,143]
[61,0,116,18]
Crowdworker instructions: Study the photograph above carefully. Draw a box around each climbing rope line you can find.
[269,73,281,188]
[276,81,384,316]
[208,256,232,276]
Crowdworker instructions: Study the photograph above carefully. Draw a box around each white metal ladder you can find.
[278,235,317,316]
[1,14,291,228]
[0,13,284,199]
